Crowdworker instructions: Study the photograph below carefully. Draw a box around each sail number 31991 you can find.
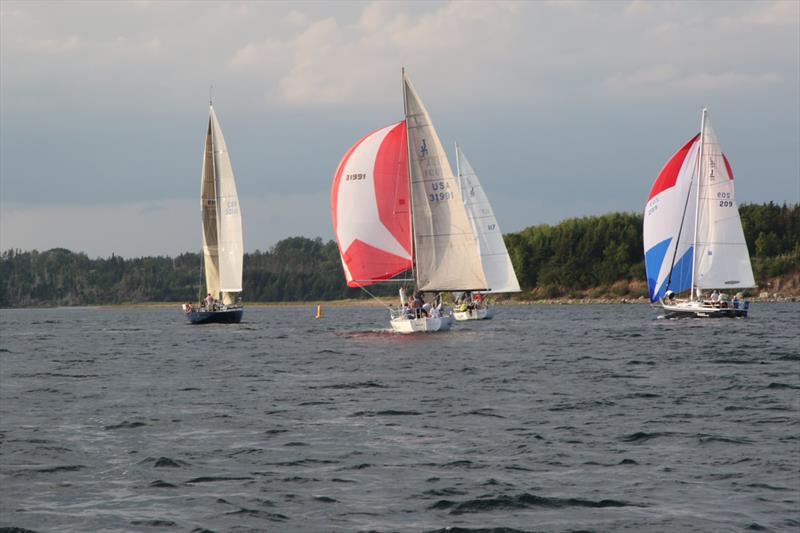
[429,191,453,202]
[428,180,452,202]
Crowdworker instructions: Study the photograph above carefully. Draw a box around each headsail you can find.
[693,113,755,290]
[331,122,412,287]
[643,135,699,302]
[403,72,487,291]
[455,144,520,293]
[200,114,221,300]
[200,105,243,304]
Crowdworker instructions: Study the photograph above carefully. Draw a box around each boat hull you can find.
[390,315,453,333]
[453,306,494,321]
[660,300,748,319]
[184,306,244,324]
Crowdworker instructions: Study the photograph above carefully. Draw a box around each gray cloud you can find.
[1,0,798,256]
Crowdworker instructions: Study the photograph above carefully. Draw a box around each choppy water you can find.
[0,303,798,533]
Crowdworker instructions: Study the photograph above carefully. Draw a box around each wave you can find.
[184,476,254,483]
[428,492,638,514]
[619,431,673,443]
[104,420,146,430]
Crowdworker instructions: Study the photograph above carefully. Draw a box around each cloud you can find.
[284,10,308,27]
[30,35,81,53]
[228,1,523,107]
[604,66,679,90]
[229,38,285,69]
[143,37,161,51]
[671,71,783,91]
[604,68,783,92]
[740,0,799,27]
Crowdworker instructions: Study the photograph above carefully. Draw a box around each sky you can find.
[1,0,798,258]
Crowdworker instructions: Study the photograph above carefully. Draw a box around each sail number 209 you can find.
[717,192,734,208]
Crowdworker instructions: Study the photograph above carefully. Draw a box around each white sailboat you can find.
[331,70,489,333]
[182,103,244,324]
[643,108,754,318]
[452,143,521,320]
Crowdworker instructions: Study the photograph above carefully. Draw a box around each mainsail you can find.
[643,109,753,303]
[455,144,520,293]
[200,105,243,304]
[693,115,755,290]
[403,72,487,291]
[331,122,412,287]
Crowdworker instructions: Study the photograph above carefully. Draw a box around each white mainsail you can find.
[455,144,520,293]
[695,110,756,289]
[693,110,754,291]
[403,72,487,292]
[200,105,243,305]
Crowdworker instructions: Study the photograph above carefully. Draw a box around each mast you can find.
[689,107,707,301]
[210,104,222,301]
[402,67,418,288]
[206,84,219,302]
[454,142,462,191]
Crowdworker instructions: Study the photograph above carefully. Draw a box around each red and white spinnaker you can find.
[331,122,412,287]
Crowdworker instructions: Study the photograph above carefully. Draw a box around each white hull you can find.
[390,315,453,333]
[453,306,494,321]
[660,299,749,318]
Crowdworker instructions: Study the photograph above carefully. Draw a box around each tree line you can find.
[1,203,796,307]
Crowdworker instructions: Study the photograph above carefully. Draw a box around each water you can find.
[0,304,798,532]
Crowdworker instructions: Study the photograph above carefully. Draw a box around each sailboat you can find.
[452,143,521,320]
[182,103,244,324]
[331,70,489,333]
[643,108,754,318]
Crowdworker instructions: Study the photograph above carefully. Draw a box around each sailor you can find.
[422,302,432,316]
[412,292,425,318]
[204,292,214,308]
[664,290,675,303]
[399,286,408,306]
[719,292,729,308]
[710,290,720,306]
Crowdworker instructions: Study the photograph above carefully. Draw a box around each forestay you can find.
[403,73,487,292]
[455,144,520,293]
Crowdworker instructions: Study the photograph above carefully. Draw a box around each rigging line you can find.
[197,249,204,302]
[357,285,395,311]
[351,278,414,283]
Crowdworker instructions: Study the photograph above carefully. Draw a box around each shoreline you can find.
[2,295,795,311]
